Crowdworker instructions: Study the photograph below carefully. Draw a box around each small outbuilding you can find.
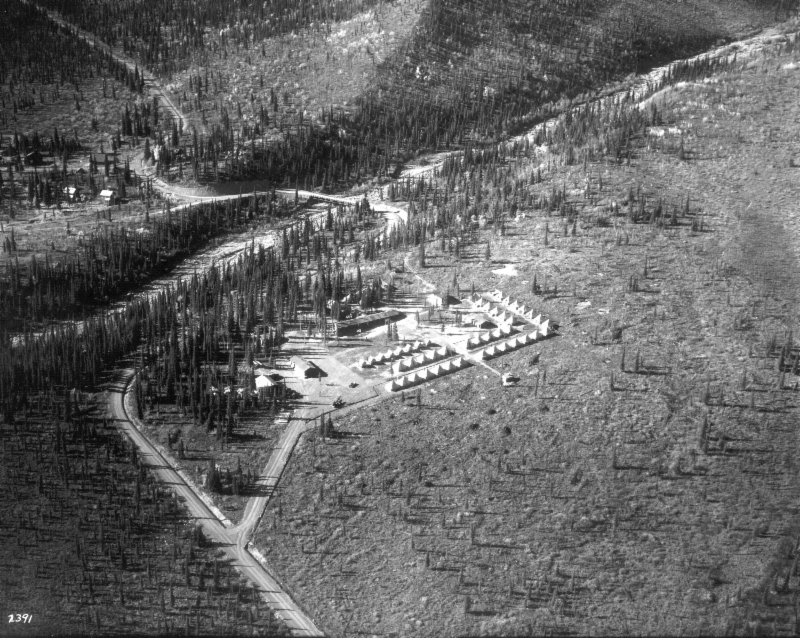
[425,290,460,308]
[63,186,81,202]
[99,189,117,205]
[291,356,321,378]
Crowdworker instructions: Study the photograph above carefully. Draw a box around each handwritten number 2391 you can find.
[8,614,32,623]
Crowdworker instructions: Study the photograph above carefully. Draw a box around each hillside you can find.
[3,2,800,637]
[252,20,800,638]
[25,0,797,178]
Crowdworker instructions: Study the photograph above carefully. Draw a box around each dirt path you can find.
[232,392,386,554]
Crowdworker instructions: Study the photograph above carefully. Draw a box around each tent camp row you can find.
[469,297,518,325]
[385,357,470,392]
[392,345,454,374]
[487,289,509,303]
[471,290,552,325]
[472,330,543,360]
[358,339,433,368]
[466,325,517,350]
[488,307,518,326]
[472,290,551,327]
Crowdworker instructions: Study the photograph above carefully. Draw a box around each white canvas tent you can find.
[255,375,276,389]
[539,319,549,337]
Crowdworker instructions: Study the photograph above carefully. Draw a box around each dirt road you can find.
[108,370,323,636]
[109,362,396,637]
[27,1,194,135]
[232,417,319,550]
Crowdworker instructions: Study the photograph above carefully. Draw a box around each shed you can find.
[63,186,81,202]
[99,189,117,205]
[291,356,321,378]
[426,290,460,308]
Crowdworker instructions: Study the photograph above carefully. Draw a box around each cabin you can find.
[290,356,321,378]
[63,186,81,202]
[334,309,403,337]
[91,153,113,175]
[99,189,117,205]
[425,290,460,308]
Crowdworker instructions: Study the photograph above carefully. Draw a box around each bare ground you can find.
[253,40,800,638]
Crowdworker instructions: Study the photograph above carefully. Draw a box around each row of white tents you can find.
[472,290,551,327]
[471,296,528,325]
[392,345,454,374]
[385,356,470,392]
[466,325,517,349]
[472,330,540,360]
[358,339,434,368]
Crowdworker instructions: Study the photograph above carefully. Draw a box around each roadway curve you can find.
[108,370,323,637]
[30,0,796,211]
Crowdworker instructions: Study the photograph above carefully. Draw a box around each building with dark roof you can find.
[291,356,321,378]
[426,290,461,308]
[334,309,403,336]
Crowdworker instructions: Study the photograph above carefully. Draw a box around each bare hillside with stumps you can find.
[2,0,800,636]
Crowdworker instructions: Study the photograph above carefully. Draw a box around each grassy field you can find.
[253,31,800,638]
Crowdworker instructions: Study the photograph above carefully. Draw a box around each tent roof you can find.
[255,375,276,388]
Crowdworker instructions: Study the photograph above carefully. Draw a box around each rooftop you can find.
[335,309,402,328]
